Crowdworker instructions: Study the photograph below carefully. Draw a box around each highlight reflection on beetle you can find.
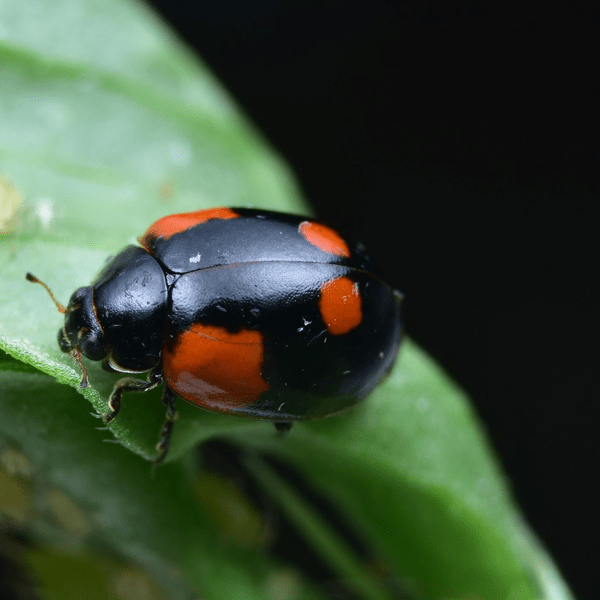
[28,207,403,463]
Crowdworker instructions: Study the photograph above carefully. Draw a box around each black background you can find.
[147,2,597,598]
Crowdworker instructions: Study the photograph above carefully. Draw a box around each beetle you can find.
[27,207,402,463]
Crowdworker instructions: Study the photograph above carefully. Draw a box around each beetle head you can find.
[26,273,107,388]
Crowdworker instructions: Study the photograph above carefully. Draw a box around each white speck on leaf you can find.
[36,198,54,229]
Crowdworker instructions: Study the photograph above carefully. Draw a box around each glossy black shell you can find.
[83,208,403,420]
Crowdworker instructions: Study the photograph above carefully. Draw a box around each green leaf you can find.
[0,0,576,598]
[0,369,324,600]
[245,453,398,600]
[233,341,575,599]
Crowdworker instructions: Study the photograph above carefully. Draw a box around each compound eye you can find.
[57,328,71,353]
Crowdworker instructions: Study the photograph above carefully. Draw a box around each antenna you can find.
[26,273,67,314]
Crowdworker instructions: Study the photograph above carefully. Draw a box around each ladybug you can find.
[27,207,402,463]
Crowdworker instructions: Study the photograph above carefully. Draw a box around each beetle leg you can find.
[154,386,179,465]
[103,366,164,424]
[274,421,293,434]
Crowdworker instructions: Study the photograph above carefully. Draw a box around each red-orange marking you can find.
[319,277,362,335]
[299,221,350,257]
[140,207,239,248]
[163,323,269,411]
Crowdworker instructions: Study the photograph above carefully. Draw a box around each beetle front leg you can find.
[103,366,164,424]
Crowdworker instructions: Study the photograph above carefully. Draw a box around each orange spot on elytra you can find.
[319,277,362,335]
[140,207,239,248]
[163,323,269,411]
[299,221,350,258]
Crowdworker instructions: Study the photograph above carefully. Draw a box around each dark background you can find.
[148,2,597,598]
